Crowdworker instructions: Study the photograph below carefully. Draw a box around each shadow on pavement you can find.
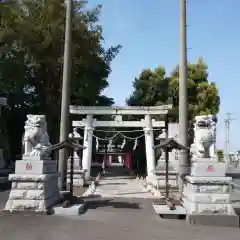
[0,182,11,192]
[86,199,141,210]
[114,191,147,196]
[82,194,102,199]
[102,176,135,180]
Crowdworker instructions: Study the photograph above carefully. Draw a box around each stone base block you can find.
[66,170,85,187]
[5,195,59,212]
[183,197,235,214]
[15,160,57,174]
[66,159,85,187]
[9,173,59,182]
[53,203,85,216]
[183,175,236,215]
[191,161,226,177]
[186,213,239,227]
[66,170,85,178]
[185,192,231,204]
[67,158,82,169]
[155,160,177,172]
[8,187,59,200]
[66,178,84,187]
[5,160,60,213]
[146,175,178,188]
[185,176,232,185]
[67,169,85,174]
[185,181,230,194]
[153,203,186,216]
[152,179,178,188]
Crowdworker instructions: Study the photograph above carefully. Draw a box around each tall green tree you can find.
[127,58,220,122]
[0,0,121,158]
[126,58,220,173]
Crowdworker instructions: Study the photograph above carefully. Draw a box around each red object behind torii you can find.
[123,152,132,170]
[101,152,132,170]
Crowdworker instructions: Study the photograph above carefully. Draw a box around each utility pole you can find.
[224,112,233,163]
[178,0,189,193]
[58,0,73,191]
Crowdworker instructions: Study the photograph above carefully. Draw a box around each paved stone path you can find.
[92,176,153,198]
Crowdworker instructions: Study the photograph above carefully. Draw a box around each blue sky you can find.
[87,0,240,151]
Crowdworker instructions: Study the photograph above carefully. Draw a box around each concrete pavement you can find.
[0,168,240,239]
[92,176,153,198]
[0,200,240,240]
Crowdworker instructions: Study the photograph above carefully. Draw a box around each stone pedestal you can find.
[66,157,85,186]
[5,157,60,212]
[148,169,178,190]
[183,159,238,226]
[147,153,178,189]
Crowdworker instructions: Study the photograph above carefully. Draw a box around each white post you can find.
[109,155,112,164]
[118,156,123,164]
[82,115,93,180]
[144,114,156,175]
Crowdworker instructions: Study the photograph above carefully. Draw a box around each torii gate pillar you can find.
[144,114,156,175]
[82,114,93,180]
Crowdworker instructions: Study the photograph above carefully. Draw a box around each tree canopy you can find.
[216,149,224,162]
[0,0,121,158]
[125,58,220,172]
[126,58,220,122]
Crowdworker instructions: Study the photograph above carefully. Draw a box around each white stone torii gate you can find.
[70,105,172,179]
[72,118,165,128]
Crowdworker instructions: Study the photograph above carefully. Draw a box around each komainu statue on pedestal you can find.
[190,115,217,161]
[22,115,52,159]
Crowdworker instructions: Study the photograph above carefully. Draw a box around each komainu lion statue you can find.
[22,115,52,159]
[190,115,217,160]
